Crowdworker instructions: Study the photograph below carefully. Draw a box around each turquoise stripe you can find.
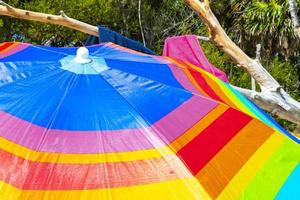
[275,164,300,200]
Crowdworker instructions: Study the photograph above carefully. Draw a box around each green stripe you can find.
[238,138,300,200]
[225,84,271,124]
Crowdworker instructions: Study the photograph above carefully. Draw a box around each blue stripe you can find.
[275,164,300,200]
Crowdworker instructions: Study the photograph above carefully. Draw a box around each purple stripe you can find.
[152,56,199,94]
[0,96,218,153]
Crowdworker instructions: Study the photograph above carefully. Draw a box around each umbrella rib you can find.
[94,72,174,144]
[0,62,61,87]
[34,73,79,150]
[92,72,204,184]
[88,73,183,188]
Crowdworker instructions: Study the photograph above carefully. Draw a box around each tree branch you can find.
[162,13,194,35]
[233,86,300,125]
[197,35,210,41]
[0,1,98,36]
[184,0,300,125]
[184,0,280,91]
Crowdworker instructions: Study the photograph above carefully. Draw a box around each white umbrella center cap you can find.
[74,47,92,64]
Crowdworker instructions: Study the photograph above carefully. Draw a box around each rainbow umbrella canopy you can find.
[0,42,299,200]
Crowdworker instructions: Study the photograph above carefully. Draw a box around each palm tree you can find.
[228,0,299,59]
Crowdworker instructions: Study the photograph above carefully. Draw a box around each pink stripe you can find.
[0,43,30,59]
[0,96,217,153]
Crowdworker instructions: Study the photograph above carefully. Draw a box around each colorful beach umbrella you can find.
[0,42,299,199]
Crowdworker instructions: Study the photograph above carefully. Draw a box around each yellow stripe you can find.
[0,136,173,164]
[217,132,285,200]
[0,43,19,54]
[0,105,227,164]
[0,178,210,200]
[170,104,228,151]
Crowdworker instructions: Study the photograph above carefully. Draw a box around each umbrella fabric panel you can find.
[167,57,298,143]
[0,102,298,199]
[160,57,300,199]
[111,44,300,198]
[0,42,299,199]
[0,68,192,130]
[0,43,193,131]
[1,44,66,62]
[0,96,217,154]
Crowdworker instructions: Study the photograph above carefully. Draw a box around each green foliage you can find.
[0,0,116,45]
[266,57,300,130]
[227,0,300,59]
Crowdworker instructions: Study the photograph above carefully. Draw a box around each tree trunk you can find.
[121,0,129,36]
[138,0,146,46]
[288,0,300,37]
[183,0,300,125]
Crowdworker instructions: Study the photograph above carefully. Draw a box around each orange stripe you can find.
[182,67,211,96]
[0,43,18,54]
[195,119,274,198]
[200,72,238,108]
[166,57,210,96]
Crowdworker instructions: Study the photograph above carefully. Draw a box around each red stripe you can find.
[177,108,252,174]
[196,119,274,198]
[188,68,225,103]
[0,149,189,190]
[0,42,14,52]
